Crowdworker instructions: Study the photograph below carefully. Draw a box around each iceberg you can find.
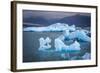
[23,27,48,32]
[48,23,68,31]
[69,25,76,32]
[23,23,76,32]
[68,41,81,51]
[82,53,91,59]
[55,38,68,51]
[54,35,81,52]
[76,30,90,42]
[38,37,51,51]
[61,53,70,59]
[64,30,90,42]
[63,30,70,38]
[61,41,81,52]
[60,41,81,59]
[65,30,76,40]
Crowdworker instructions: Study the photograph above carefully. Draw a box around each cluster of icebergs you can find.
[38,37,81,52]
[24,23,91,60]
[37,23,90,51]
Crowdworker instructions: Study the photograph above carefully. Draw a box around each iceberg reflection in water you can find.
[23,23,91,62]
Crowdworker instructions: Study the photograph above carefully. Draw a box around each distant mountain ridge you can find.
[59,14,91,27]
[23,14,91,27]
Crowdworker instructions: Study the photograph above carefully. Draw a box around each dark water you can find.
[23,31,91,62]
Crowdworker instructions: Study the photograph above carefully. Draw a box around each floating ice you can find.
[55,36,81,52]
[69,25,76,32]
[82,53,91,59]
[48,23,68,31]
[61,53,70,59]
[65,30,76,40]
[23,27,47,32]
[55,38,68,51]
[76,30,90,42]
[64,30,90,42]
[38,37,51,51]
[63,30,70,38]
[61,41,81,52]
[23,23,76,32]
[68,41,81,51]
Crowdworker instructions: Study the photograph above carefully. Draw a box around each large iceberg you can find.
[23,27,47,32]
[23,23,76,32]
[38,37,51,51]
[54,36,81,52]
[64,30,90,42]
[76,30,90,42]
[55,38,68,51]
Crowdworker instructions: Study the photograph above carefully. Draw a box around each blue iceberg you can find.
[23,23,76,32]
[38,37,51,51]
[64,30,90,42]
[82,53,91,59]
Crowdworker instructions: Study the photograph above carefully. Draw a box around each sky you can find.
[23,10,90,20]
[23,10,91,27]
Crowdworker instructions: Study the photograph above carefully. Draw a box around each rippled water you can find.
[23,31,91,62]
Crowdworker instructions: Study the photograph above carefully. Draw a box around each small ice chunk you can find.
[61,53,70,59]
[61,53,66,59]
[82,53,91,59]
[68,41,81,50]
[69,25,76,31]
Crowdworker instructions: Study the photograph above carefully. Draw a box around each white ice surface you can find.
[38,37,51,51]
[23,23,76,32]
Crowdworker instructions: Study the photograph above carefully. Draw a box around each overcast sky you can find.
[23,10,90,20]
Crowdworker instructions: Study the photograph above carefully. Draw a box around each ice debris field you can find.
[23,23,91,60]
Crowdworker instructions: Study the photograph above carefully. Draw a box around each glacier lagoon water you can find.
[23,30,91,62]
